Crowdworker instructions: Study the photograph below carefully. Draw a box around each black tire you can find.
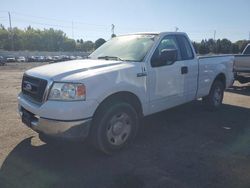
[90,101,139,154]
[202,80,225,110]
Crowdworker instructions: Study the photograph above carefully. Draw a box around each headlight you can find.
[48,82,86,101]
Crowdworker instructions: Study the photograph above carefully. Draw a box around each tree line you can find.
[0,25,249,54]
[193,38,249,54]
[0,25,106,52]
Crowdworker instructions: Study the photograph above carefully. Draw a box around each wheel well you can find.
[214,73,226,88]
[93,92,143,118]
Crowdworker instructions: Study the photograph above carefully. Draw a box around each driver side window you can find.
[151,35,180,67]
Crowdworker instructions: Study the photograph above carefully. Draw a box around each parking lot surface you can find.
[0,63,250,188]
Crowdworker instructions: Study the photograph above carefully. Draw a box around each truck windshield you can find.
[89,34,158,62]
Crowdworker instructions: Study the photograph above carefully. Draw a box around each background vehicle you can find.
[45,56,53,62]
[52,56,60,62]
[69,55,76,60]
[60,55,70,61]
[0,56,5,66]
[6,56,16,62]
[76,56,83,60]
[34,56,45,62]
[18,32,234,153]
[234,44,250,83]
[17,56,26,62]
[27,56,36,62]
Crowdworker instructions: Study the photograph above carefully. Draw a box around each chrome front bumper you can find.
[18,105,92,141]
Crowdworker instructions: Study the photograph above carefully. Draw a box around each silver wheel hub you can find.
[107,113,132,146]
[112,122,124,135]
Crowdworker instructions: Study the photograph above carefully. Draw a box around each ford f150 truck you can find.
[18,32,234,153]
[234,44,250,83]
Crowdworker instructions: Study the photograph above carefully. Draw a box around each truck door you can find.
[175,35,198,102]
[147,35,186,114]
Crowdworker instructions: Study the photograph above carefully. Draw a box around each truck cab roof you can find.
[119,32,188,37]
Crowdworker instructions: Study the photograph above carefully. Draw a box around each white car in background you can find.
[17,56,26,62]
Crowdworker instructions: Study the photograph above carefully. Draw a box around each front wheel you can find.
[90,102,139,154]
[203,80,225,110]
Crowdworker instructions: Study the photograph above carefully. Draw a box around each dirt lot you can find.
[0,63,250,188]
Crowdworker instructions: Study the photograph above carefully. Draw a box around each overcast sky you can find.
[1,0,250,42]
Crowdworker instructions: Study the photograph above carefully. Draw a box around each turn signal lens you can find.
[76,84,86,97]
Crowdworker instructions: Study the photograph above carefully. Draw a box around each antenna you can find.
[111,24,115,35]
[175,27,179,32]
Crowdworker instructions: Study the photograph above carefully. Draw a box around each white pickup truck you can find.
[18,32,234,153]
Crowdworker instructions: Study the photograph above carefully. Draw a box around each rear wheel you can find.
[203,80,225,110]
[90,101,139,154]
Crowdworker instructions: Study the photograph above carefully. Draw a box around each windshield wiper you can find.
[98,56,123,61]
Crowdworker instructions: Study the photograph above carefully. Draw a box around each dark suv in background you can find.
[0,56,5,66]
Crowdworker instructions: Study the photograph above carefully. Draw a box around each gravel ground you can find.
[0,63,250,188]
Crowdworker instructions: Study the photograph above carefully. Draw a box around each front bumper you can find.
[18,105,92,141]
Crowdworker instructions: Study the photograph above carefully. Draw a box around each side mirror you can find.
[159,49,177,63]
[151,49,177,67]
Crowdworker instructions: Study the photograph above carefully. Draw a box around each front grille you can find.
[22,75,48,103]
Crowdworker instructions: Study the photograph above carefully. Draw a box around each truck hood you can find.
[25,59,125,81]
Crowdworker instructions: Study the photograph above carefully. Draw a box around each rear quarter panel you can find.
[197,55,234,98]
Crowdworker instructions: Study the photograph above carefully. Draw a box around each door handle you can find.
[137,72,147,77]
[181,66,188,74]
